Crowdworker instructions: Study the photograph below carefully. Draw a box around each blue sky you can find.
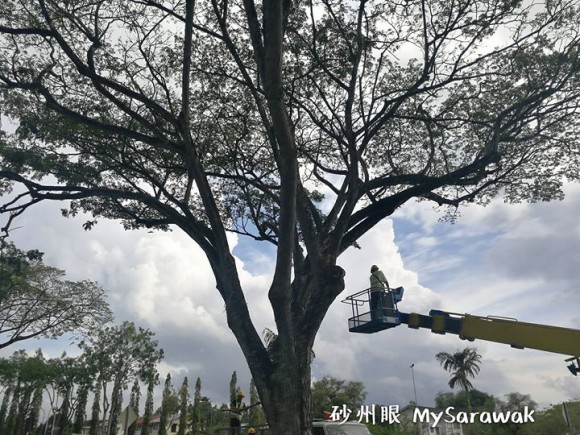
[1,181,580,418]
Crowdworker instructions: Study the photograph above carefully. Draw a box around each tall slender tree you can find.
[177,377,189,435]
[141,375,157,435]
[0,386,12,433]
[72,382,90,435]
[28,384,43,433]
[158,373,173,435]
[56,356,75,435]
[89,379,101,435]
[127,379,141,435]
[191,377,202,435]
[248,379,265,427]
[229,372,237,404]
[109,389,122,435]
[436,347,482,413]
[5,378,19,435]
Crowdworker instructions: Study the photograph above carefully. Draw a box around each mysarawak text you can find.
[414,406,535,427]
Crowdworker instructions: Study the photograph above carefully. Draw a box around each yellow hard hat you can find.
[248,429,256,434]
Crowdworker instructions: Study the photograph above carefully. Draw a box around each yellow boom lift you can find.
[342,287,580,375]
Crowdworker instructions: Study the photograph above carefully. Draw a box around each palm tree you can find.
[435,347,482,413]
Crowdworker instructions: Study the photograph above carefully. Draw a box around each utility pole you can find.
[410,364,418,406]
[410,364,419,435]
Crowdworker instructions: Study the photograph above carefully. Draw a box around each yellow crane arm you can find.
[342,289,580,374]
[404,310,580,357]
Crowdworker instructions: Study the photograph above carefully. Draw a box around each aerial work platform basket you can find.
[342,286,405,333]
[342,281,580,374]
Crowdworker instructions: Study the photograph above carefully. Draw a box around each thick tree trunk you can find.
[58,387,71,435]
[465,387,472,414]
[235,267,344,435]
[252,349,313,435]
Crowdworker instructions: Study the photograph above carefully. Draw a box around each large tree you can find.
[434,389,494,412]
[494,392,537,435]
[1,0,579,433]
[311,376,367,419]
[0,241,113,349]
[141,374,157,435]
[177,377,189,435]
[158,373,174,435]
[127,379,141,435]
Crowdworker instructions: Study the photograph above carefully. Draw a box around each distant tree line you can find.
[0,241,270,435]
[0,321,163,435]
[368,346,579,435]
[0,354,272,435]
[1,348,577,435]
[431,389,579,435]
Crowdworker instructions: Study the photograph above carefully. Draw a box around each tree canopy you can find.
[0,349,50,435]
[311,375,367,419]
[495,393,538,435]
[0,320,163,435]
[434,389,494,411]
[0,241,113,349]
[522,400,580,435]
[1,0,579,433]
[79,321,164,435]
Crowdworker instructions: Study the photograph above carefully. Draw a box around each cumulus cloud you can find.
[377,183,580,407]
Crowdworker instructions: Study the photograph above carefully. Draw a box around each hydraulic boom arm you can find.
[400,310,580,357]
[342,288,580,373]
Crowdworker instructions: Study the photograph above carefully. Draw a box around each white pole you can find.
[410,364,418,406]
[410,364,420,435]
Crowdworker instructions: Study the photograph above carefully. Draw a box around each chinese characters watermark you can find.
[330,405,401,424]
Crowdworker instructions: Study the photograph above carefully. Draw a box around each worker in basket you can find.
[369,265,390,319]
[369,265,404,318]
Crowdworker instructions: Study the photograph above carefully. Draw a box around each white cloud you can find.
[370,184,580,408]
